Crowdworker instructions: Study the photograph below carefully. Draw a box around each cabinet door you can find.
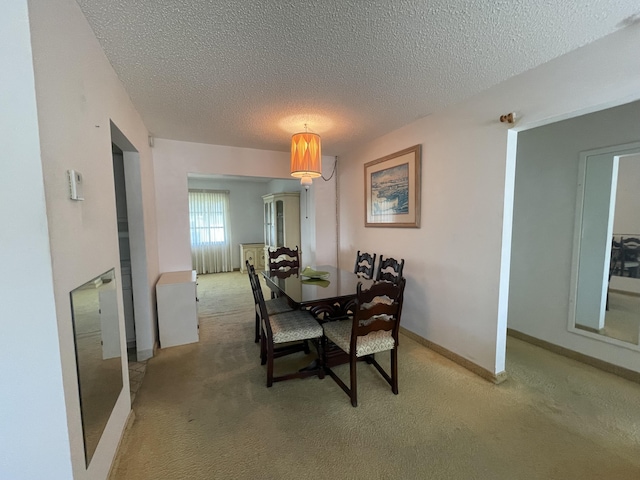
[243,247,257,267]
[256,250,266,270]
[276,200,284,247]
[264,201,274,246]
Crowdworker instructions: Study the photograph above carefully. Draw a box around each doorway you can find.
[112,143,136,359]
[507,99,640,369]
[110,122,155,363]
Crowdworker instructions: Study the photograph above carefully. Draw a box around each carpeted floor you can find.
[109,271,640,480]
[600,291,640,344]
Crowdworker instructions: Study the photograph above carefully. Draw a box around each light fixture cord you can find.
[322,156,337,181]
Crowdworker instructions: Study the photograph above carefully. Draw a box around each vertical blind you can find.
[188,190,233,274]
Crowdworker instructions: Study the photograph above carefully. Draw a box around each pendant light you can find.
[290,124,321,188]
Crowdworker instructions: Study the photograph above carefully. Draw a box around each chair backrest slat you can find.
[357,302,398,320]
[356,317,397,336]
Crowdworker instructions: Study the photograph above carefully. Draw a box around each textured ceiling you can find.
[76,0,640,155]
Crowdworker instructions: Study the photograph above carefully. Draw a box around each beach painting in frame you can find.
[364,145,421,227]
[371,164,409,215]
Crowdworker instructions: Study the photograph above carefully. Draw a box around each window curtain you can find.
[188,190,233,274]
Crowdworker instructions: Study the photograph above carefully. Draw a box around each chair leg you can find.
[369,352,394,390]
[260,327,267,365]
[267,340,274,387]
[254,311,260,343]
[349,354,358,407]
[316,339,325,380]
[391,348,398,395]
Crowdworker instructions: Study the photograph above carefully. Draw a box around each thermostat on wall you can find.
[68,169,84,201]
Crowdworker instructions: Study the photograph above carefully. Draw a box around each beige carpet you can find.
[602,291,640,344]
[110,272,640,479]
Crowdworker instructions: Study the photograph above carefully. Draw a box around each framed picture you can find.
[364,144,421,228]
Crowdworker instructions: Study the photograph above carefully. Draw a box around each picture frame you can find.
[364,144,421,228]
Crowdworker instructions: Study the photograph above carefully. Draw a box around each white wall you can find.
[510,101,640,371]
[338,23,640,377]
[153,138,337,273]
[21,0,160,478]
[339,105,511,376]
[0,2,72,478]
[311,156,338,266]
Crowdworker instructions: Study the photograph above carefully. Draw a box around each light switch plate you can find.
[68,169,84,201]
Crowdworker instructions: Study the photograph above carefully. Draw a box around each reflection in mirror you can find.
[70,268,123,466]
[573,150,640,346]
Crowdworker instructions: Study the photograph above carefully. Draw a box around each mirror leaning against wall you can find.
[571,144,640,347]
[70,268,123,466]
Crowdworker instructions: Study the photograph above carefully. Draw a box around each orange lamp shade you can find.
[290,132,322,179]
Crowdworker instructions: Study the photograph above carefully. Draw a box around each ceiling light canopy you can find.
[290,126,321,187]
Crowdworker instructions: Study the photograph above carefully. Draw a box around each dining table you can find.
[261,264,374,320]
[261,265,375,367]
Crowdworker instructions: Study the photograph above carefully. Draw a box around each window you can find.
[189,191,227,245]
[188,190,233,273]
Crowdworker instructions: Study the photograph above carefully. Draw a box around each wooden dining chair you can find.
[620,236,640,278]
[268,246,300,271]
[375,255,405,284]
[338,251,376,319]
[322,278,406,406]
[246,261,293,343]
[606,239,623,311]
[353,250,376,279]
[253,269,324,387]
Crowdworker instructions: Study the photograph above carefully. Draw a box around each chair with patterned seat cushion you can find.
[253,270,324,387]
[353,250,376,279]
[246,261,293,343]
[375,255,405,284]
[323,278,406,406]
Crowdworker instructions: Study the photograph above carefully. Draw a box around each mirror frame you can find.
[69,268,124,466]
[568,141,640,350]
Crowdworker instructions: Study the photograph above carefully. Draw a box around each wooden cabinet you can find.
[156,270,199,348]
[240,243,265,272]
[262,192,301,267]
